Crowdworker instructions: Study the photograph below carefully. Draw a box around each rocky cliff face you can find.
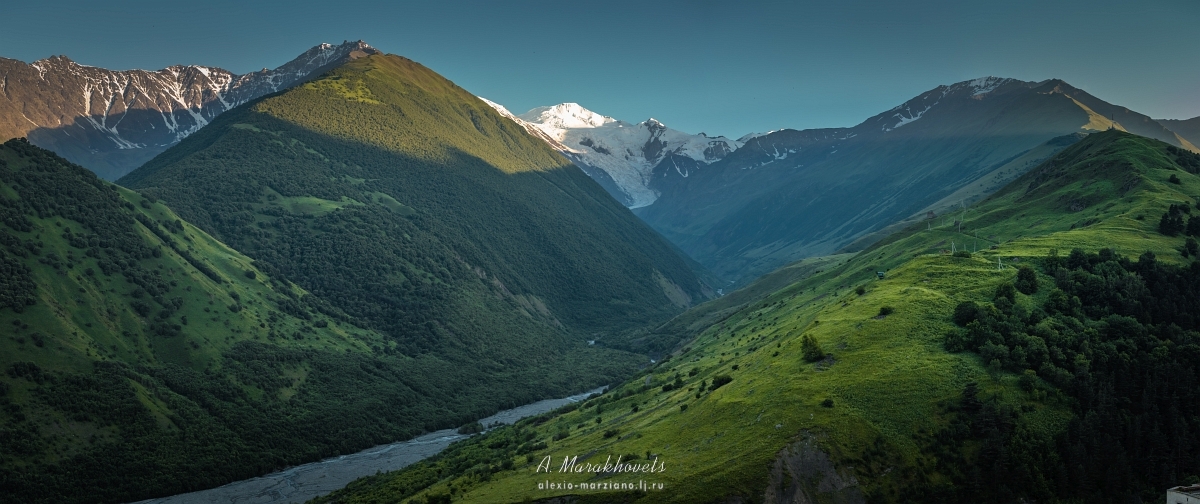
[0,41,378,179]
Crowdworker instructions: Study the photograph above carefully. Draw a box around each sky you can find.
[2,0,1197,138]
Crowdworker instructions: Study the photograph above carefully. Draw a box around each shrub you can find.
[1182,237,1199,258]
[709,374,733,390]
[953,301,979,327]
[1019,369,1038,392]
[801,334,824,362]
[1015,265,1038,295]
[994,282,1016,303]
[878,306,894,317]
[821,398,834,408]
[855,286,866,295]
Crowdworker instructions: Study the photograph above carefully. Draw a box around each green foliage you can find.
[877,306,894,317]
[993,281,1016,302]
[953,300,980,327]
[801,334,824,362]
[1160,203,1190,236]
[1014,265,1038,294]
[943,248,1200,501]
[708,374,733,391]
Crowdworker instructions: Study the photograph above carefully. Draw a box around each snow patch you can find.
[738,130,781,142]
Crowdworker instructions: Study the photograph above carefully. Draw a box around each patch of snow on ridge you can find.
[964,76,1012,96]
[888,104,933,130]
[738,130,781,142]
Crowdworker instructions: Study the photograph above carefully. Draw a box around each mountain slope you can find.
[1160,116,1200,147]
[315,130,1200,504]
[483,100,741,208]
[122,53,712,341]
[633,77,1200,285]
[0,41,378,180]
[0,139,632,504]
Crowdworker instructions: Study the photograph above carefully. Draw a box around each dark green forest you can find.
[934,248,1200,503]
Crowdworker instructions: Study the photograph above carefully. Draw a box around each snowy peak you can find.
[485,100,741,208]
[517,103,616,135]
[957,76,1015,96]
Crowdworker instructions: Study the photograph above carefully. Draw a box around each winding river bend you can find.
[131,387,605,504]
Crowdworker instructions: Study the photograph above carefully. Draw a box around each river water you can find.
[130,387,604,504]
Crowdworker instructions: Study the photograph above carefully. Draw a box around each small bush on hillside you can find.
[801,334,824,362]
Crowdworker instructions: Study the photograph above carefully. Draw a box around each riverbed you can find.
[130,386,604,504]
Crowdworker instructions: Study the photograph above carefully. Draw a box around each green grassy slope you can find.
[0,139,642,504]
[315,131,1200,503]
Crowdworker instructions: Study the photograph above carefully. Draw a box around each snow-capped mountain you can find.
[481,100,741,208]
[0,41,378,179]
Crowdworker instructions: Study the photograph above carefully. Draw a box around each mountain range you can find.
[0,41,378,180]
[489,77,1200,285]
[1,39,1199,504]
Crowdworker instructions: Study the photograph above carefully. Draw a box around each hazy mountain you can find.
[316,129,1200,504]
[1159,116,1200,147]
[630,77,1200,284]
[482,100,741,208]
[0,41,378,180]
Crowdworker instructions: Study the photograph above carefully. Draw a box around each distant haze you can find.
[2,0,1197,136]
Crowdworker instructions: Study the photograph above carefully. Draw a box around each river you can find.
[130,386,605,504]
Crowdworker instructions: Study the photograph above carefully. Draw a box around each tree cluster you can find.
[941,248,1200,502]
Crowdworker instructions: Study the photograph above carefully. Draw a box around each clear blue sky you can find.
[2,0,1197,138]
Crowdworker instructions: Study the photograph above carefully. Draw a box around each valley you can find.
[0,30,1197,504]
[313,131,1200,503]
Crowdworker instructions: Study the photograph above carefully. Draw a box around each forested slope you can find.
[0,139,628,503]
[122,54,711,345]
